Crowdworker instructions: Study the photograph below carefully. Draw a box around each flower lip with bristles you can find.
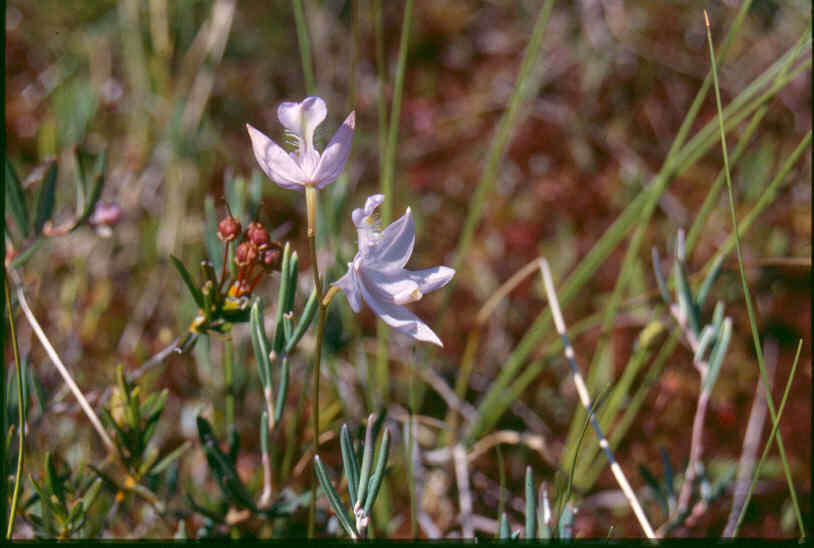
[333,194,455,347]
[247,96,355,191]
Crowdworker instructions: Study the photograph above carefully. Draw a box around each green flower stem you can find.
[5,273,24,539]
[305,186,326,538]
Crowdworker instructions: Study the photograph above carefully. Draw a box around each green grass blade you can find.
[705,12,805,536]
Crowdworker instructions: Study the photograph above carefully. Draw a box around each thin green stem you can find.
[705,12,805,537]
[305,186,325,538]
[292,0,315,95]
[5,274,24,539]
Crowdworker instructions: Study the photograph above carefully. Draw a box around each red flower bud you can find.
[218,216,242,242]
[234,241,258,266]
[246,221,270,249]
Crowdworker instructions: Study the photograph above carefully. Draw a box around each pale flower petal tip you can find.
[248,96,354,190]
[336,194,451,347]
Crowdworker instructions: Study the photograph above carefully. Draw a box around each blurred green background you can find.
[4,0,811,538]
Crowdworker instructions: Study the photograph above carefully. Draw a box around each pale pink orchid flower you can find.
[333,194,455,347]
[247,96,355,190]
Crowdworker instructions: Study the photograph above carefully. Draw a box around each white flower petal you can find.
[405,266,455,294]
[246,124,307,190]
[370,207,415,269]
[358,268,421,305]
[358,277,444,346]
[332,267,361,313]
[277,97,326,154]
[313,111,355,189]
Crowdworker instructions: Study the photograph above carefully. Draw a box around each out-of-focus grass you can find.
[4,0,811,539]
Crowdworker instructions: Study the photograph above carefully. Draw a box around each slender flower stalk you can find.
[305,188,325,537]
[248,97,355,537]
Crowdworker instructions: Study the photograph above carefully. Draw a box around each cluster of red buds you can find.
[218,214,282,299]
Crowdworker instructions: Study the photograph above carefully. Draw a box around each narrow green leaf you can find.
[498,512,510,539]
[525,466,536,539]
[702,317,732,395]
[72,149,107,229]
[33,162,58,236]
[196,416,256,512]
[711,300,724,331]
[151,441,192,476]
[284,288,318,354]
[227,424,240,465]
[260,411,269,460]
[45,453,66,509]
[274,356,289,423]
[6,159,30,238]
[170,255,203,308]
[538,484,552,539]
[314,455,358,538]
[674,232,699,335]
[558,503,574,539]
[695,250,725,309]
[81,478,103,512]
[273,243,292,353]
[250,300,272,389]
[694,324,717,363]
[340,424,360,506]
[8,239,45,269]
[355,414,376,508]
[363,428,390,515]
[284,251,299,313]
